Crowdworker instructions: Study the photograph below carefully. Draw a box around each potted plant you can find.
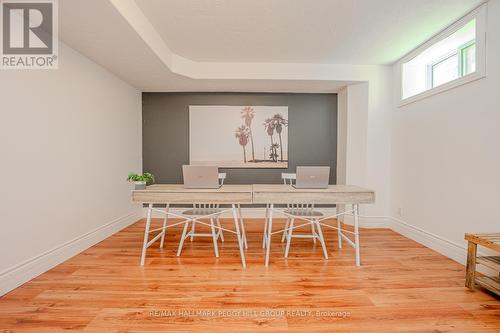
[127,172,155,190]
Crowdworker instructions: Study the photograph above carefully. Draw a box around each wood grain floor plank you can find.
[0,218,498,332]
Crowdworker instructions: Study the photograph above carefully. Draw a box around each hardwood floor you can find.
[0,218,498,332]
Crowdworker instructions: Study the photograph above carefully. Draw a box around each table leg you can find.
[354,204,361,266]
[281,217,290,243]
[337,204,345,223]
[465,241,477,289]
[160,204,170,249]
[232,204,246,269]
[337,218,343,249]
[190,219,196,242]
[262,204,269,249]
[311,221,317,244]
[216,217,224,242]
[265,204,274,267]
[315,219,329,259]
[284,218,294,258]
[238,204,248,249]
[140,203,153,266]
[176,220,189,257]
[210,218,219,258]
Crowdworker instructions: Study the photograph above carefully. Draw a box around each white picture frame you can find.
[189,105,289,168]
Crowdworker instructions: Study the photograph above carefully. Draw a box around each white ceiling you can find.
[58,0,483,92]
[135,0,482,65]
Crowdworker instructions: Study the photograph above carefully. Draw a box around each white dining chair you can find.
[179,203,224,257]
[280,173,315,243]
[178,173,247,257]
[187,173,226,242]
[262,173,300,248]
[280,172,329,259]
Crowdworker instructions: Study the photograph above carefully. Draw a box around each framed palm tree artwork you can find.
[189,105,288,168]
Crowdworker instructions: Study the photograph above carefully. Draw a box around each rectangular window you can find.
[431,52,459,88]
[461,42,476,75]
[399,4,486,104]
[429,40,477,88]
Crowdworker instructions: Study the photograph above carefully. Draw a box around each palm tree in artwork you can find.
[241,106,256,162]
[263,118,278,162]
[269,143,280,162]
[272,113,288,162]
[235,125,250,163]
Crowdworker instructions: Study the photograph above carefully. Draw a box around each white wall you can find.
[337,68,393,228]
[336,87,348,186]
[364,69,393,221]
[0,42,142,295]
[391,0,500,261]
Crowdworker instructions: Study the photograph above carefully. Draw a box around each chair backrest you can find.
[192,173,226,209]
[281,173,315,211]
[218,173,227,185]
[287,202,315,212]
[281,173,296,185]
[193,203,219,209]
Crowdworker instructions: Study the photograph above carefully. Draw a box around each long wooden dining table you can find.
[132,184,375,268]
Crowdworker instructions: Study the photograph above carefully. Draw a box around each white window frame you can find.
[427,50,459,89]
[397,4,487,106]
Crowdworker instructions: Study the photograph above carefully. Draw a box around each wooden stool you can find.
[464,233,500,296]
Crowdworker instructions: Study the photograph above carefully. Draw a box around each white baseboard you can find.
[342,214,391,228]
[390,216,495,275]
[0,210,141,297]
[390,217,467,263]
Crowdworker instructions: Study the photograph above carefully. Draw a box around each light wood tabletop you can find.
[252,184,375,204]
[132,184,253,204]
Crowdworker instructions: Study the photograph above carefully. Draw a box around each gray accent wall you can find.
[142,92,337,184]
